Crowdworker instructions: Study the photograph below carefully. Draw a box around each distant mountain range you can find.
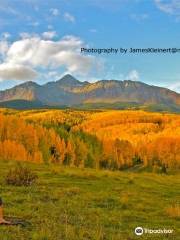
[0,74,180,112]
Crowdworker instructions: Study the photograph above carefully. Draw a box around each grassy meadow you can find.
[0,160,179,240]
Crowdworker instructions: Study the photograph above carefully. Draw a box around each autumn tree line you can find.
[0,113,102,168]
[0,110,179,171]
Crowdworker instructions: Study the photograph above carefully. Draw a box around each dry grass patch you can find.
[166,204,180,219]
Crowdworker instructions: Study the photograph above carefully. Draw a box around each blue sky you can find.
[0,0,180,92]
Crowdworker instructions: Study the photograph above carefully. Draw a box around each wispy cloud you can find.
[154,0,180,15]
[19,32,39,39]
[0,5,19,15]
[42,31,57,39]
[64,12,75,23]
[168,81,180,92]
[50,8,60,16]
[126,70,139,81]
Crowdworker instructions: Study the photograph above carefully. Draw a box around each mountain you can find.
[0,74,180,111]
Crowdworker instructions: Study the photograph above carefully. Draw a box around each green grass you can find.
[0,160,179,240]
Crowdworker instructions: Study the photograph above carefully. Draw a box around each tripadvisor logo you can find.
[135,226,174,236]
[135,227,143,236]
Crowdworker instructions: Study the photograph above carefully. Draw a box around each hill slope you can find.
[0,160,179,240]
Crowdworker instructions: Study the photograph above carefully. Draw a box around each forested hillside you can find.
[0,109,179,172]
[76,111,180,170]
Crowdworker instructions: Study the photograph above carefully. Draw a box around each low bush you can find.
[5,164,38,186]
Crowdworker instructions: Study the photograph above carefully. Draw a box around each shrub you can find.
[5,164,38,186]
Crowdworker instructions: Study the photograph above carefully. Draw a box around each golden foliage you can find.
[0,109,179,170]
[77,110,180,169]
[0,113,72,164]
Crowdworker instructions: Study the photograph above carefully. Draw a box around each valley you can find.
[0,108,179,239]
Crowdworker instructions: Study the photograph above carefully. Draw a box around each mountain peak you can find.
[57,74,81,86]
[17,81,40,88]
